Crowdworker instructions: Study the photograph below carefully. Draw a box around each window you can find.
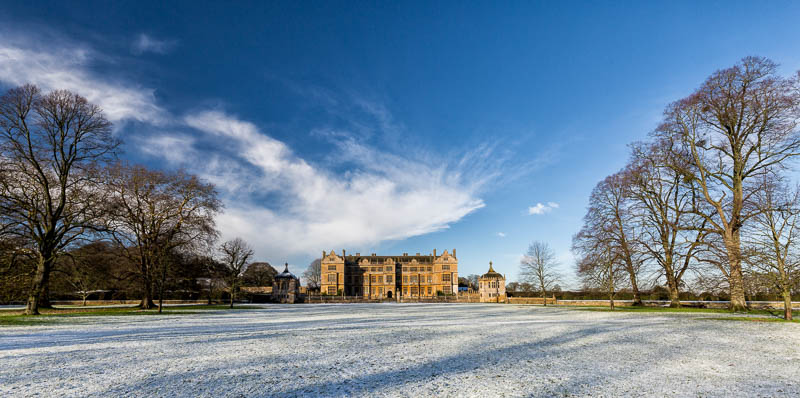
[385,275,393,283]
[410,267,417,272]
[410,276,418,283]
[328,265,337,271]
[377,275,383,283]
[379,287,384,294]
[443,285,452,294]
[427,276,432,283]
[327,274,337,282]
[442,265,450,271]
[403,287,408,295]
[371,275,376,283]
[427,267,432,272]
[410,287,418,296]
[442,274,451,282]
[403,276,408,283]
[385,266,392,272]
[427,287,432,295]
[327,286,336,294]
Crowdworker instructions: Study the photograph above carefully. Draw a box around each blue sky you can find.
[2,1,800,286]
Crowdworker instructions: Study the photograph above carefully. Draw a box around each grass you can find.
[573,304,799,320]
[700,316,800,324]
[0,304,259,327]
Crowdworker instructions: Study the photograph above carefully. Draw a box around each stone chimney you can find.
[433,249,437,257]
[342,249,346,257]
[323,250,326,258]
[453,248,457,258]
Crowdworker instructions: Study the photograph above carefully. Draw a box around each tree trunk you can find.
[139,276,155,309]
[229,280,235,309]
[783,288,793,321]
[158,283,164,314]
[541,286,547,307]
[158,260,167,314]
[139,260,155,309]
[723,230,748,311]
[39,284,53,309]
[666,275,681,308]
[82,295,87,306]
[25,254,53,315]
[608,271,615,311]
[628,271,643,306]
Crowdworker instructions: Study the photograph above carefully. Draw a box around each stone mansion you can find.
[320,249,459,298]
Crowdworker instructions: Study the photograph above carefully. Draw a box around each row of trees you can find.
[0,84,275,314]
[573,57,800,318]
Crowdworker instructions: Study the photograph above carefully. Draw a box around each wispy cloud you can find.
[497,232,506,238]
[182,110,487,255]
[131,33,178,55]
[0,33,167,125]
[528,202,560,215]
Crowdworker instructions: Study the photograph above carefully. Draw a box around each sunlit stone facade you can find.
[479,261,506,302]
[320,249,459,298]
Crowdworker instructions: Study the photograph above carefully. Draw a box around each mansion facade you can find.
[320,249,459,298]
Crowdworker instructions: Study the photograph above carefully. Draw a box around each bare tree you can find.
[575,247,625,310]
[0,85,118,315]
[578,171,645,305]
[628,140,709,307]
[519,241,561,305]
[655,57,800,311]
[745,175,799,320]
[303,259,321,290]
[218,238,254,308]
[105,164,220,309]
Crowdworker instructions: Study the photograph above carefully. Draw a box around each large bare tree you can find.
[655,57,800,311]
[0,85,117,315]
[519,241,561,305]
[105,164,220,309]
[218,237,254,308]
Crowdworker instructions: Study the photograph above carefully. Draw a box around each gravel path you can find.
[1,304,798,397]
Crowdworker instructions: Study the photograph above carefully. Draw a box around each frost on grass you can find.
[1,304,798,397]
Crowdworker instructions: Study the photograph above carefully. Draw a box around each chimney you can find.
[453,248,457,258]
[403,252,408,256]
[323,250,326,258]
[416,252,420,256]
[342,249,346,257]
[356,252,360,256]
[372,253,376,256]
[433,249,437,257]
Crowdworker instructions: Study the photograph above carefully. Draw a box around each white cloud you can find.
[182,110,487,257]
[497,232,506,238]
[528,202,560,215]
[131,33,178,55]
[0,37,166,125]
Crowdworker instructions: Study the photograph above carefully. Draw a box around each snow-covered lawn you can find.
[1,304,798,397]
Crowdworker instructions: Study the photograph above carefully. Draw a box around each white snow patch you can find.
[0,304,798,397]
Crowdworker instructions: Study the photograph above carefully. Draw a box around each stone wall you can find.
[508,297,557,305]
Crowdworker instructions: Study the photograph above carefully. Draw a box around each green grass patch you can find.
[700,316,800,324]
[573,305,799,318]
[0,304,260,327]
